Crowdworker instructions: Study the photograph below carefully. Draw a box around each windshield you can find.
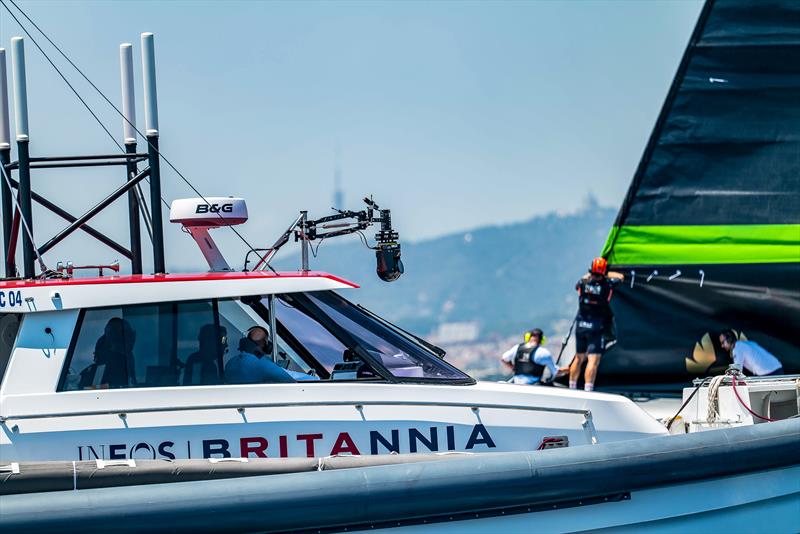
[272,295,348,374]
[296,292,469,382]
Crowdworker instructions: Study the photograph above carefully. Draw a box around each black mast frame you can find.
[0,150,161,279]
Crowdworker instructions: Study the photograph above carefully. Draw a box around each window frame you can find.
[57,309,87,392]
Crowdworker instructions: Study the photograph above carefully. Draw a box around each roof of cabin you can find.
[0,271,358,313]
[0,271,357,289]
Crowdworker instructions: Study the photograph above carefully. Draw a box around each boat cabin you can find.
[0,270,471,394]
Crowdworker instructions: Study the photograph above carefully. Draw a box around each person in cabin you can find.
[98,318,137,387]
[500,328,569,385]
[89,317,137,389]
[719,329,783,376]
[569,257,624,392]
[225,326,318,383]
[183,324,227,386]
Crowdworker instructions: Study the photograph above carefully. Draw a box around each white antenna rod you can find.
[0,49,10,149]
[140,32,159,137]
[119,43,137,145]
[10,37,29,141]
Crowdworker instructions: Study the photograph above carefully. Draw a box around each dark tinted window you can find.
[60,299,265,390]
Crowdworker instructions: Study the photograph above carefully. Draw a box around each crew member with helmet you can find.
[500,328,569,385]
[569,257,624,391]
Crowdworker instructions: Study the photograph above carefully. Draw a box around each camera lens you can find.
[376,244,404,282]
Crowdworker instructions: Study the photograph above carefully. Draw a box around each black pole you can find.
[17,139,34,278]
[126,142,143,274]
[0,147,12,276]
[147,136,165,274]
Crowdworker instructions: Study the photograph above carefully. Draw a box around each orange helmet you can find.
[590,257,608,275]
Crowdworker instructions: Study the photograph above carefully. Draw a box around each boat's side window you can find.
[174,300,225,387]
[60,304,159,390]
[59,299,256,391]
[0,313,21,388]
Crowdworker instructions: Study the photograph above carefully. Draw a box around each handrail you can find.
[0,400,598,443]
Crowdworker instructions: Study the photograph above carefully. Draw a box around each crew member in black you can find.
[500,328,569,385]
[568,257,623,391]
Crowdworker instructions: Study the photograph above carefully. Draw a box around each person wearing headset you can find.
[226,326,318,383]
[500,328,569,385]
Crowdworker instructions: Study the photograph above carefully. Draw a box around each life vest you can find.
[513,344,546,377]
[577,277,613,321]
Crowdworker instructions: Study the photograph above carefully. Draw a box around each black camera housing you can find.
[376,243,403,282]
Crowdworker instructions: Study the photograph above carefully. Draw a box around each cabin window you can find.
[0,313,21,387]
[59,299,272,390]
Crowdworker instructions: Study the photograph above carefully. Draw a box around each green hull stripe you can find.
[603,224,800,265]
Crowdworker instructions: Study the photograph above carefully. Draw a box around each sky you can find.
[0,0,703,272]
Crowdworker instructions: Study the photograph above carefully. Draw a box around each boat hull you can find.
[0,382,666,461]
[366,466,800,533]
[2,418,797,533]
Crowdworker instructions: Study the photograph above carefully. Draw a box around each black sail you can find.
[599,0,800,388]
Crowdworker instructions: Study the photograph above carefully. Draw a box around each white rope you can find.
[706,374,726,424]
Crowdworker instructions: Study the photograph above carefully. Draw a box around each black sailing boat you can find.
[599,0,800,389]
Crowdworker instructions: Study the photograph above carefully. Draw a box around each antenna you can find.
[119,44,137,145]
[333,145,343,210]
[120,43,143,274]
[10,37,34,278]
[0,49,10,150]
[141,32,165,274]
[0,48,13,276]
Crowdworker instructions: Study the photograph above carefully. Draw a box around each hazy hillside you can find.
[279,201,617,339]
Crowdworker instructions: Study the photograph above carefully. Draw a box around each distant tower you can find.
[583,191,599,211]
[333,147,344,210]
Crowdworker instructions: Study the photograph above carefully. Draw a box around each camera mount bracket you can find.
[246,197,403,282]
